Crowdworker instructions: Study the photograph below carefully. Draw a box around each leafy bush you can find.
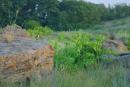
[27,26,53,38]
[49,32,109,71]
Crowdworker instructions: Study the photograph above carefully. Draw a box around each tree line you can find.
[0,0,130,31]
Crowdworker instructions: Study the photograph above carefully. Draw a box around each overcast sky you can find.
[85,0,130,7]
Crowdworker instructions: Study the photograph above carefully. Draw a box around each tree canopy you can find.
[0,0,130,30]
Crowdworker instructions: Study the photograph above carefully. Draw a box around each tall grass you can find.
[0,65,129,87]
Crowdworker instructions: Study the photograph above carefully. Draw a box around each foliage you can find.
[1,0,130,30]
[49,32,110,70]
[27,26,53,38]
[53,1,102,30]
[0,0,28,26]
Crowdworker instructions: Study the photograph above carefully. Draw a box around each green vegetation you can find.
[1,0,130,30]
[88,17,130,33]
[30,66,129,87]
[48,17,130,71]
[27,26,53,38]
[0,0,130,87]
[1,16,130,87]
[0,65,129,87]
[49,32,112,70]
[25,17,130,71]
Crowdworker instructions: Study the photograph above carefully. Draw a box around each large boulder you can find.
[0,40,54,81]
[104,32,128,54]
[103,40,128,54]
[0,25,54,83]
[0,41,54,81]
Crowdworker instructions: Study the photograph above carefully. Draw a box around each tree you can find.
[0,0,13,26]
[11,0,28,24]
[115,4,130,18]
[0,0,28,26]
[0,0,130,30]
[19,0,59,28]
[57,1,102,30]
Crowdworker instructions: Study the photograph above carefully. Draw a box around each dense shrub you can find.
[49,32,109,71]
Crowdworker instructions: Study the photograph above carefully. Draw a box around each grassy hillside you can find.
[87,17,130,33]
[1,17,130,87]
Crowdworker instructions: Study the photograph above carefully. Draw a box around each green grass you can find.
[84,17,130,38]
[1,65,130,87]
